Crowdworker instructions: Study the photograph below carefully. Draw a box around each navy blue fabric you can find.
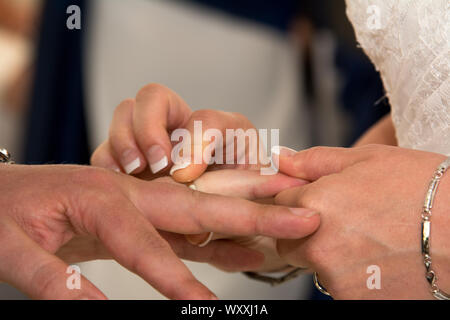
[24,0,90,165]
[187,0,298,31]
[335,44,389,146]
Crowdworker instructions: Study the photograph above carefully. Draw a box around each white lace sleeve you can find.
[346,0,450,155]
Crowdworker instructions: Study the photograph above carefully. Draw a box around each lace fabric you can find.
[346,0,450,155]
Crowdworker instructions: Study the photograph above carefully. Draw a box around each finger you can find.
[185,169,308,245]
[160,231,265,272]
[109,99,147,174]
[275,183,327,213]
[274,185,304,207]
[133,83,192,175]
[90,140,121,173]
[56,236,111,264]
[190,169,308,199]
[275,185,320,269]
[0,222,106,300]
[170,110,256,183]
[273,146,364,181]
[89,197,217,300]
[130,180,321,240]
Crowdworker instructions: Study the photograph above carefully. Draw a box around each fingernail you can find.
[170,160,191,176]
[188,184,197,190]
[210,295,219,300]
[186,233,210,246]
[289,208,318,218]
[147,145,168,174]
[271,146,297,157]
[124,158,140,174]
[122,149,141,174]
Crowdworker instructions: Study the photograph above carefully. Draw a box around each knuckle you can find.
[303,242,328,270]
[108,127,131,148]
[68,168,120,206]
[31,260,62,298]
[360,143,384,157]
[357,144,389,165]
[136,83,168,103]
[66,167,121,226]
[251,204,271,235]
[114,98,135,115]
[71,166,116,189]
[306,146,327,158]
[297,186,321,210]
[191,109,224,125]
[229,112,248,123]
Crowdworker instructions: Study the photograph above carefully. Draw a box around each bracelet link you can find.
[421,156,450,300]
[0,148,14,164]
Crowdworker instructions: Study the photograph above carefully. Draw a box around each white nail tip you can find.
[271,146,281,155]
[124,158,140,174]
[188,184,197,190]
[169,161,191,176]
[150,156,168,174]
[271,146,297,155]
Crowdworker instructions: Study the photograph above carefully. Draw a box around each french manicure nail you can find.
[271,146,297,157]
[170,160,191,176]
[122,149,141,174]
[289,208,318,218]
[188,184,197,190]
[147,145,168,174]
[124,157,141,174]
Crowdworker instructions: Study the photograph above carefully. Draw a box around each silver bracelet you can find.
[0,148,14,164]
[421,157,450,300]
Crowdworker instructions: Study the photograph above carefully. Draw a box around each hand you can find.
[91,83,259,183]
[274,145,450,299]
[183,169,315,272]
[0,164,318,299]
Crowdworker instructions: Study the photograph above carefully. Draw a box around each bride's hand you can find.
[273,144,450,299]
[91,83,259,182]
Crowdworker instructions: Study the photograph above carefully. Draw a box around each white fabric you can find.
[85,0,311,299]
[346,0,450,155]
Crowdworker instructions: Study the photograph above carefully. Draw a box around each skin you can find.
[275,144,450,299]
[353,114,398,147]
[93,83,450,299]
[0,164,319,300]
[91,83,259,181]
[0,0,39,38]
[92,84,307,273]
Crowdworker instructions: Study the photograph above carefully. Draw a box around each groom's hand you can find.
[0,164,319,299]
[91,83,257,182]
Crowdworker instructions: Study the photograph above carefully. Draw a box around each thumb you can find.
[272,146,362,181]
[0,223,106,300]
